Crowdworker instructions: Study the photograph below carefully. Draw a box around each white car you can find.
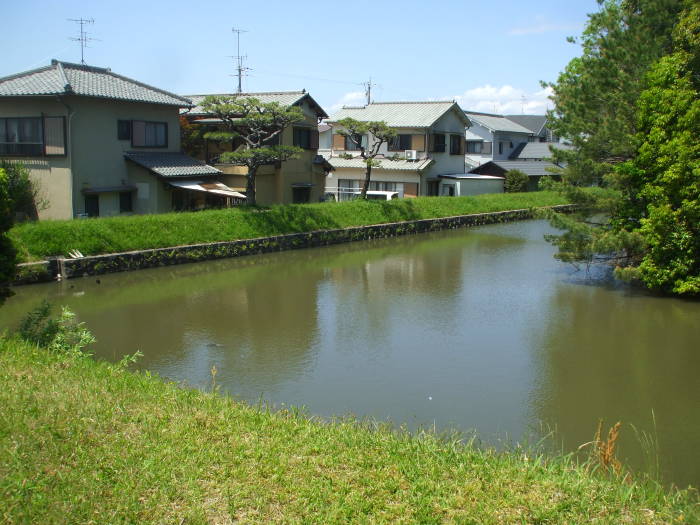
[352,190,399,201]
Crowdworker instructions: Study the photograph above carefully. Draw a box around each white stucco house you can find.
[462,111,534,169]
[321,101,503,198]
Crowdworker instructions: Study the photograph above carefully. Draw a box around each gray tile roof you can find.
[470,160,562,177]
[329,101,470,128]
[184,91,328,118]
[329,156,433,172]
[504,115,548,135]
[510,142,573,160]
[0,60,191,107]
[124,152,221,178]
[464,111,533,134]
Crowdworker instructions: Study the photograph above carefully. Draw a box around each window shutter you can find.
[428,134,435,152]
[43,116,65,155]
[411,134,425,151]
[332,134,345,150]
[132,120,146,147]
[310,129,319,150]
[460,136,466,155]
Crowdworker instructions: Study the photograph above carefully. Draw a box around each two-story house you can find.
[182,91,332,205]
[463,111,534,169]
[0,60,236,220]
[505,115,559,143]
[322,101,494,199]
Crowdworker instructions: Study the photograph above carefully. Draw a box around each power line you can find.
[68,17,98,64]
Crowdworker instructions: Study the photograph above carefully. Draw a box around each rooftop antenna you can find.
[231,28,250,93]
[68,17,97,64]
[362,77,373,105]
[521,95,527,114]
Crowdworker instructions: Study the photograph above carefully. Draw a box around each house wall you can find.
[70,96,181,217]
[0,97,72,220]
[491,131,530,161]
[0,95,182,219]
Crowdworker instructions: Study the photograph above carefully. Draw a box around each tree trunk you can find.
[361,163,372,199]
[246,167,257,206]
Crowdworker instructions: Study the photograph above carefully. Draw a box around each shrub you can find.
[504,169,529,193]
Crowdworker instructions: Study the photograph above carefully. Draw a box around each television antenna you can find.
[362,77,373,105]
[231,28,250,93]
[68,17,98,64]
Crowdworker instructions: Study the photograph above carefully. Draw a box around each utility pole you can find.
[362,77,373,105]
[68,17,96,64]
[231,28,249,93]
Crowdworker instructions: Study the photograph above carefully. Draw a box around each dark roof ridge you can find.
[53,59,111,74]
[463,110,506,117]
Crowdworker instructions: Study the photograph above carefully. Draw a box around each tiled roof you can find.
[464,111,533,134]
[124,152,221,178]
[329,101,470,128]
[184,91,328,118]
[0,60,191,106]
[328,156,433,172]
[510,142,573,160]
[470,160,562,177]
[504,115,548,135]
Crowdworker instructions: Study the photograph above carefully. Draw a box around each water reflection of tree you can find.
[532,284,700,486]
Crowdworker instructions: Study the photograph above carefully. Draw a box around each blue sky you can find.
[2,0,600,115]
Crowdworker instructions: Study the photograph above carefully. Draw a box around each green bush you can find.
[504,169,529,193]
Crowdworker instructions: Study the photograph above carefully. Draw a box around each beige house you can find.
[0,60,236,220]
[321,101,474,199]
[182,91,332,205]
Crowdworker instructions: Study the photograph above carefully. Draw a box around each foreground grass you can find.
[10,192,571,261]
[1,337,697,524]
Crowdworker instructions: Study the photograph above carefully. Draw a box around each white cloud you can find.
[508,15,580,36]
[329,91,366,112]
[453,85,554,115]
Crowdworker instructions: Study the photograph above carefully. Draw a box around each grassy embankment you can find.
[10,192,572,262]
[1,336,697,523]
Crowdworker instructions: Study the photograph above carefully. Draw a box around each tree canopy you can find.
[0,167,18,304]
[544,0,699,295]
[197,96,305,205]
[335,118,396,198]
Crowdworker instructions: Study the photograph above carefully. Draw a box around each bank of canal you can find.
[2,219,699,488]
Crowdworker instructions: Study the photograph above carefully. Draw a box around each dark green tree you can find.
[335,118,396,199]
[0,167,18,304]
[543,0,700,295]
[504,169,529,193]
[198,96,305,205]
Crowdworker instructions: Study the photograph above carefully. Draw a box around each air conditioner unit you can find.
[405,149,418,161]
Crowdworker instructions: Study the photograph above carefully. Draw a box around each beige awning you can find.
[168,180,246,199]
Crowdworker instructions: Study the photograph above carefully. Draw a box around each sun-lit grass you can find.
[1,336,697,524]
[9,192,572,261]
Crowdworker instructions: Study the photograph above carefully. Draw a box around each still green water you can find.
[2,220,699,487]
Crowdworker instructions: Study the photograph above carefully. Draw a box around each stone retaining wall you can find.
[13,204,576,283]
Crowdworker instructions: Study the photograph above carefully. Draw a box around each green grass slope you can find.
[10,192,570,262]
[1,337,696,524]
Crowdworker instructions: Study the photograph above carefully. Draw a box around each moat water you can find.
[3,220,699,487]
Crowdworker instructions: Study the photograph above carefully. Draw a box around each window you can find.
[292,186,311,203]
[0,117,43,156]
[430,133,446,153]
[119,191,133,213]
[449,134,462,155]
[345,134,362,151]
[466,141,482,153]
[118,120,131,140]
[388,134,411,151]
[293,127,311,149]
[482,142,493,154]
[131,120,167,147]
[499,142,504,155]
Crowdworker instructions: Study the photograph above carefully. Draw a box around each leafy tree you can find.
[1,161,45,221]
[545,0,685,184]
[543,0,700,295]
[335,118,396,199]
[179,116,204,158]
[0,167,18,304]
[504,169,529,193]
[198,96,305,205]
